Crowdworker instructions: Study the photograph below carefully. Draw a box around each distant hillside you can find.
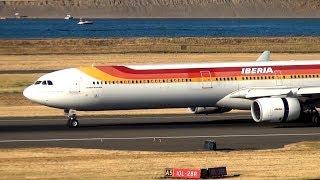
[1,0,320,18]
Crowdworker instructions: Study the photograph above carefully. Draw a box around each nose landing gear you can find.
[65,109,79,128]
[68,115,79,128]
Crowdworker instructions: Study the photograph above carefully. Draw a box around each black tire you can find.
[67,118,79,128]
[311,115,320,127]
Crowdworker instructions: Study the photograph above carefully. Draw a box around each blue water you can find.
[0,18,320,38]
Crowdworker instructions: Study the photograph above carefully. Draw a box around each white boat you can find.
[64,14,73,20]
[77,18,93,25]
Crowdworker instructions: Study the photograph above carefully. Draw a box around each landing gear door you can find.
[69,78,81,93]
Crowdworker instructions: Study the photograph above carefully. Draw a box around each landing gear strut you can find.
[65,109,79,128]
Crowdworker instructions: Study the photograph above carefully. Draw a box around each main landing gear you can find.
[303,107,320,127]
[65,109,79,128]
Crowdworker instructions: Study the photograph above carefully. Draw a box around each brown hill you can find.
[1,0,320,18]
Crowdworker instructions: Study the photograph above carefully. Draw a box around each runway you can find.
[0,112,319,152]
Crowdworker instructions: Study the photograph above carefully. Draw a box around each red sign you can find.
[173,168,201,179]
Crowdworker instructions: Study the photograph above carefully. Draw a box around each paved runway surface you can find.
[0,112,319,152]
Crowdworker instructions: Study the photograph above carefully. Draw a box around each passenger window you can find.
[42,81,47,85]
[47,81,53,85]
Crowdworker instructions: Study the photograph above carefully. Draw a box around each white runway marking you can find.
[0,114,250,122]
[0,133,319,143]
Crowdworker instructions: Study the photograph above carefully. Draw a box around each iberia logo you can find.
[241,67,274,74]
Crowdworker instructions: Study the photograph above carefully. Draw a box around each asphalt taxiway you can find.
[0,112,319,152]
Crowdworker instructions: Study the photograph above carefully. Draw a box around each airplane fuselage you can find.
[24,60,320,111]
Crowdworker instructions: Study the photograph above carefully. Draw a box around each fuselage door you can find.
[274,70,283,86]
[69,79,81,93]
[200,71,213,88]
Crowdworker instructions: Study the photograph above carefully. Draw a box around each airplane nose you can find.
[23,86,31,99]
[23,86,37,102]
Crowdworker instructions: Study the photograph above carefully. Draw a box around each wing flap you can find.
[297,87,320,95]
[230,86,320,99]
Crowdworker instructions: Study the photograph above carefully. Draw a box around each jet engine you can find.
[188,107,231,114]
[251,97,301,123]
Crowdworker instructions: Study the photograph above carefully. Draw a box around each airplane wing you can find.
[217,86,320,110]
[229,87,320,99]
[256,51,270,62]
[229,87,296,99]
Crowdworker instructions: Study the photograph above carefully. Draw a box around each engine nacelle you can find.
[251,97,301,123]
[188,107,231,114]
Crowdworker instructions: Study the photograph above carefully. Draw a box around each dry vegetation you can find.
[0,74,42,93]
[0,142,319,179]
[0,105,189,117]
[2,53,320,71]
[1,37,320,55]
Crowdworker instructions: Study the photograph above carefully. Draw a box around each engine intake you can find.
[251,97,301,123]
[188,107,231,114]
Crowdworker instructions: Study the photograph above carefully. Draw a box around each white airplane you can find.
[23,51,320,128]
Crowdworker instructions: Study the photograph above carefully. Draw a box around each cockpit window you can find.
[42,81,47,85]
[34,81,42,85]
[47,80,53,85]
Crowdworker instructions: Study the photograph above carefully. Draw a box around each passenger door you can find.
[274,70,283,86]
[200,71,213,88]
[69,78,81,93]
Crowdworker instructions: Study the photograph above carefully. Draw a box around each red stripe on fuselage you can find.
[95,65,320,79]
